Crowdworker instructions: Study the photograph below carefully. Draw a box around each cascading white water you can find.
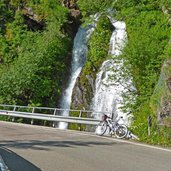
[91,19,133,123]
[58,16,99,129]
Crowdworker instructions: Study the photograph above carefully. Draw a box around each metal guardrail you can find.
[0,104,106,126]
[0,110,100,125]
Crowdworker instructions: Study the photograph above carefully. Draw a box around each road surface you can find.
[0,121,170,171]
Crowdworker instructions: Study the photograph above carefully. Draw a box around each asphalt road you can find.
[0,121,170,171]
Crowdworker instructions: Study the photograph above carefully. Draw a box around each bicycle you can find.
[95,114,128,139]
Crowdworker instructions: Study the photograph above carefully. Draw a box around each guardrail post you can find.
[31,107,35,125]
[12,117,15,122]
[52,109,57,127]
[13,107,16,111]
[148,115,152,136]
[32,107,35,113]
[31,119,34,125]
[53,109,57,115]
[11,106,17,122]
[158,124,161,136]
[78,110,82,131]
[79,110,82,118]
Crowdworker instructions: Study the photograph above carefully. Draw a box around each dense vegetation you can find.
[0,0,71,107]
[0,0,171,145]
[113,0,171,145]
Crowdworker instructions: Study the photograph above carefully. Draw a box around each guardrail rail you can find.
[0,104,110,127]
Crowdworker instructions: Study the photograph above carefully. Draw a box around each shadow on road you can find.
[0,140,116,151]
[0,147,41,171]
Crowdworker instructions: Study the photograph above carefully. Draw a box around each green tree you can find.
[0,0,71,107]
[77,0,113,18]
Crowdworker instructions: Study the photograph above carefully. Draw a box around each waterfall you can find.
[58,15,99,129]
[91,19,133,123]
[58,13,134,128]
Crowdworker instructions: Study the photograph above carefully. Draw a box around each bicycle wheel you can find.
[95,121,107,136]
[115,124,128,139]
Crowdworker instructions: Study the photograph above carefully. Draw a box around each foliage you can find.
[0,1,13,33]
[82,15,113,81]
[0,0,71,107]
[124,10,170,103]
[114,0,171,146]
[77,0,114,18]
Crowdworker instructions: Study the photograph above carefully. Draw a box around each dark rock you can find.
[62,0,78,9]
[62,0,81,38]
[71,74,95,110]
[22,7,45,31]
[23,15,44,31]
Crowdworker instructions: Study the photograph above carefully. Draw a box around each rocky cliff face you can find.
[151,59,171,127]
[22,7,45,31]
[21,1,81,37]
[62,0,81,38]
[158,60,171,126]
[71,73,94,110]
